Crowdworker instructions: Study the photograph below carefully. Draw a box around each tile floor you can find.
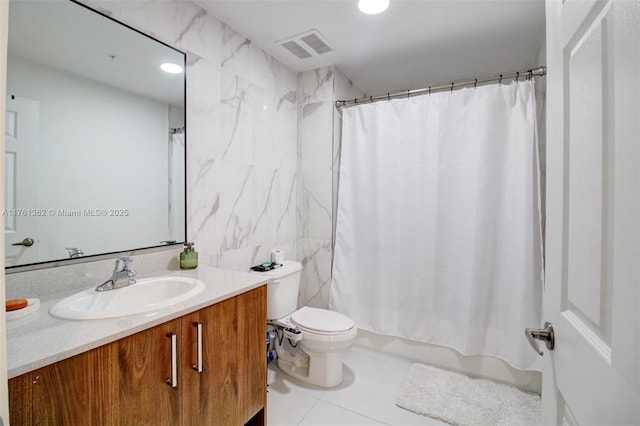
[266,345,448,426]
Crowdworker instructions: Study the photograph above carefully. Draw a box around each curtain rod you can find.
[335,66,546,108]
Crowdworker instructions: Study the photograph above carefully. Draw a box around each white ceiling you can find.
[196,0,546,95]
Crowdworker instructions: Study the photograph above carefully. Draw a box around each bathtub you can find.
[353,329,542,394]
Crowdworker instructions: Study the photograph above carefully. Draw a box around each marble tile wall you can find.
[296,67,364,309]
[297,66,334,309]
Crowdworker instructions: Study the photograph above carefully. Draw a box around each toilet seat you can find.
[291,307,355,336]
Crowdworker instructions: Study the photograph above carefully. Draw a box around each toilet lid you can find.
[291,307,355,333]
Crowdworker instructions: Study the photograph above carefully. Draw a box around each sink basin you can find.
[50,276,205,320]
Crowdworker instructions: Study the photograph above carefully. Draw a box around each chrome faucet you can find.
[96,256,137,292]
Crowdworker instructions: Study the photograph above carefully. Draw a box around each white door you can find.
[4,96,39,266]
[542,0,640,424]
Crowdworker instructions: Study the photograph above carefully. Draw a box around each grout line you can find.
[295,398,322,426]
[298,399,392,426]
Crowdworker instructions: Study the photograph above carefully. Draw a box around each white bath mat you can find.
[396,363,541,426]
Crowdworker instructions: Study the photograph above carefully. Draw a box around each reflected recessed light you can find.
[358,0,389,14]
[161,63,183,74]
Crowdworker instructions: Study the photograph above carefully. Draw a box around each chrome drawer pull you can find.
[166,333,178,387]
[193,322,203,373]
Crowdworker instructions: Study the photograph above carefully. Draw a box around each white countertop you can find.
[6,266,270,379]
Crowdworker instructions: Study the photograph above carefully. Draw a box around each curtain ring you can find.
[499,74,503,85]
[428,86,431,95]
[515,71,520,82]
[387,92,390,101]
[528,70,533,81]
[407,90,410,99]
[370,96,373,103]
[450,82,454,93]
[354,98,358,104]
[474,78,478,89]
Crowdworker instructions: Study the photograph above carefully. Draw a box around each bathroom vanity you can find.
[6,267,268,425]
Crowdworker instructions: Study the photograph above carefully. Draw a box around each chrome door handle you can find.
[525,322,555,356]
[12,237,34,247]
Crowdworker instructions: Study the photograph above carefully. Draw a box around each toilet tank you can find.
[254,260,302,320]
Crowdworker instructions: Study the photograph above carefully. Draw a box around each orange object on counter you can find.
[6,299,28,311]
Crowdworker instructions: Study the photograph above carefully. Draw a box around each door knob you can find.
[11,237,35,247]
[525,322,555,356]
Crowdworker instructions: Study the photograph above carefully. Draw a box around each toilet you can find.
[257,260,356,388]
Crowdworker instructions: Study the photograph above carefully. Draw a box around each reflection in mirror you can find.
[5,0,186,268]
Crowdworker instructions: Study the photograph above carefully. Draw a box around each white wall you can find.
[534,34,547,237]
[0,0,10,421]
[7,55,170,261]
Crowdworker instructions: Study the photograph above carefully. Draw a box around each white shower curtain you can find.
[330,81,543,371]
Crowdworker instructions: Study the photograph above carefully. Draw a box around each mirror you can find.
[5,0,186,269]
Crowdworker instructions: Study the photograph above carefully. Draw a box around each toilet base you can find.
[277,348,344,388]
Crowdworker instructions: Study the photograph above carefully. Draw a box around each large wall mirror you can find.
[5,0,186,269]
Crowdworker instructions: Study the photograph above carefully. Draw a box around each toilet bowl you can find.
[255,260,357,388]
[273,306,357,387]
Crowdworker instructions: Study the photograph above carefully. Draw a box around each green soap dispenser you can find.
[180,242,198,269]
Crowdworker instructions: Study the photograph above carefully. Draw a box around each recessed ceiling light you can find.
[358,0,389,15]
[160,63,183,74]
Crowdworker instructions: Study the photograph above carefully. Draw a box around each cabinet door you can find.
[182,286,266,426]
[117,318,182,425]
[8,372,32,425]
[237,285,267,423]
[184,293,240,425]
[9,344,119,425]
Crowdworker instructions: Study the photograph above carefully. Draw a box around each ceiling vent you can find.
[278,29,334,59]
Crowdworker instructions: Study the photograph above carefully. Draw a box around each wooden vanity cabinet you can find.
[8,285,267,426]
[181,285,267,425]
